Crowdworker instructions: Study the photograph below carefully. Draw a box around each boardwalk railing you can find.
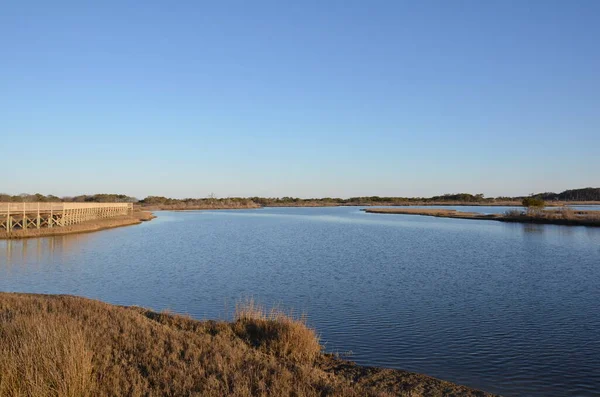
[0,202,133,232]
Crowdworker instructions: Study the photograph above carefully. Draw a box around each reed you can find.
[233,299,321,364]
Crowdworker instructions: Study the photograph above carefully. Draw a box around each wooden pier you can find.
[0,202,133,233]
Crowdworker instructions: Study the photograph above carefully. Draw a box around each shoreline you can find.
[142,201,600,211]
[363,207,600,227]
[0,211,155,240]
[0,292,498,396]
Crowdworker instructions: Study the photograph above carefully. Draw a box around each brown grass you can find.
[505,208,600,225]
[142,203,261,211]
[233,299,321,364]
[364,208,483,218]
[0,293,495,397]
[365,207,600,227]
[0,312,94,397]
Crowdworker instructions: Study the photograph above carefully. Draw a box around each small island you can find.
[364,199,600,227]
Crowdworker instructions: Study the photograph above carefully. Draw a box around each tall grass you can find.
[0,293,342,396]
[233,299,321,364]
[0,313,93,397]
[0,293,494,396]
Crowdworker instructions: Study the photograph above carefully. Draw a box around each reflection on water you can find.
[1,206,600,397]
[1,233,93,267]
[521,223,546,234]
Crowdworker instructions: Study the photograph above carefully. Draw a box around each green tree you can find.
[522,197,545,211]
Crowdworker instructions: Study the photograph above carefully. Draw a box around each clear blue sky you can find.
[2,1,599,199]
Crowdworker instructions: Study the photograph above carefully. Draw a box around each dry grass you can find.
[507,207,600,225]
[0,293,496,397]
[364,208,482,218]
[0,313,93,397]
[233,299,321,364]
[142,202,261,211]
[366,207,600,227]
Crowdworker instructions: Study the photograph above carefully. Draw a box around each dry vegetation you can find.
[363,208,488,219]
[364,207,600,227]
[0,293,495,397]
[143,203,261,211]
[501,208,600,226]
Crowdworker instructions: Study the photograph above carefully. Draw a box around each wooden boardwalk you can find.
[0,202,133,233]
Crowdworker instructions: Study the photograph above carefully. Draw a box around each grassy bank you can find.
[141,201,600,211]
[0,293,496,397]
[0,211,155,240]
[351,200,600,207]
[364,208,600,227]
[141,203,261,211]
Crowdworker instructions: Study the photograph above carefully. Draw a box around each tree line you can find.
[1,187,599,204]
[532,188,600,202]
[0,193,137,203]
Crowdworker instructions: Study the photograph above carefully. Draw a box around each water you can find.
[1,206,599,396]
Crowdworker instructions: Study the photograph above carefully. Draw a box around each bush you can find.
[522,197,545,209]
[233,299,322,364]
[504,209,524,217]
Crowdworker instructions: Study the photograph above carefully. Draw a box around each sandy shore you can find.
[0,211,155,240]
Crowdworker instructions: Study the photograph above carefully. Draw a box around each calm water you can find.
[1,207,599,396]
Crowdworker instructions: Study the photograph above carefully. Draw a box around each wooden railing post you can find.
[1,202,134,232]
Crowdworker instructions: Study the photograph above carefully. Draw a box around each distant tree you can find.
[18,193,35,202]
[207,193,217,205]
[522,197,545,211]
[140,196,171,205]
[33,193,47,202]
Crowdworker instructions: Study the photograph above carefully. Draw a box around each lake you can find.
[1,206,599,396]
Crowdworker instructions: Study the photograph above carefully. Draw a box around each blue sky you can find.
[2,1,598,199]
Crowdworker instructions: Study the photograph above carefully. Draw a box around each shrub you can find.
[522,197,545,211]
[504,209,524,217]
[558,206,575,220]
[233,299,322,364]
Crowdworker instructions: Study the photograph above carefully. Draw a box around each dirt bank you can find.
[0,211,155,240]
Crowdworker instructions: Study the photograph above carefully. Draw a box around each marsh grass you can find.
[233,299,321,364]
[515,207,600,222]
[0,293,495,397]
[367,207,600,226]
[0,313,93,397]
[0,293,348,397]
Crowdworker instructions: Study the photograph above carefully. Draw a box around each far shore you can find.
[363,207,600,227]
[4,203,600,240]
[141,201,600,211]
[0,211,155,240]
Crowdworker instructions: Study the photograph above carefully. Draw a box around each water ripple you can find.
[1,207,600,396]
